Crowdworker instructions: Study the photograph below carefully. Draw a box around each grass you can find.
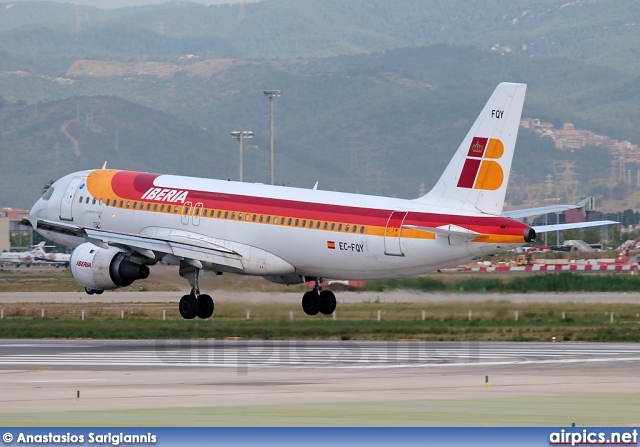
[364,272,640,293]
[1,301,639,341]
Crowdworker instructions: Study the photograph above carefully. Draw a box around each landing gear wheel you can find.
[85,287,94,295]
[302,291,320,315]
[95,289,104,295]
[319,290,336,315]
[197,294,214,319]
[179,294,199,319]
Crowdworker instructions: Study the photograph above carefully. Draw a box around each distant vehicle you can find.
[550,245,574,252]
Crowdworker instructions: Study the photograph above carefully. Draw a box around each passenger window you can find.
[132,202,137,209]
[126,201,130,208]
[238,213,242,220]
[106,199,110,206]
[302,220,306,227]
[330,223,335,231]
[316,221,321,229]
[174,206,179,213]
[196,208,201,216]
[78,196,83,203]
[252,215,257,222]
[338,224,342,231]
[274,217,278,224]
[86,197,90,204]
[231,212,235,219]
[266,216,271,223]
[309,220,313,228]
[295,219,299,227]
[153,204,158,211]
[119,200,123,208]
[323,222,328,230]
[287,218,292,225]
[360,226,365,233]
[259,215,264,223]
[352,225,357,233]
[245,214,249,221]
[160,205,165,212]
[224,211,228,219]
[345,225,350,232]
[217,210,222,218]
[92,198,96,205]
[146,203,151,210]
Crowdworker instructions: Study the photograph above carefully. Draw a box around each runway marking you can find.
[1,344,640,369]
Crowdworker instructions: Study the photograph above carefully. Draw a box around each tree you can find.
[583,227,601,244]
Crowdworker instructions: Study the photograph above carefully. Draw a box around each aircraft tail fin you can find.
[415,82,527,216]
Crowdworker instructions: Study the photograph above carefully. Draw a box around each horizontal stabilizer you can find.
[503,197,591,219]
[532,220,618,233]
[403,224,481,239]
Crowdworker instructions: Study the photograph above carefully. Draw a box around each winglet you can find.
[415,83,527,216]
[101,161,108,169]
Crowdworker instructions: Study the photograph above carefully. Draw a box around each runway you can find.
[0,340,639,426]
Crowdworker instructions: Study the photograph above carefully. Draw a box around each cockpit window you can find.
[42,186,54,201]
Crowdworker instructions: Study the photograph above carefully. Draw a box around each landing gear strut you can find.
[302,278,336,316]
[178,262,214,320]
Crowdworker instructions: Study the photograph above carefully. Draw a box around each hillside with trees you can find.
[0,0,638,212]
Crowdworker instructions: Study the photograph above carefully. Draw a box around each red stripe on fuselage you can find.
[107,170,527,237]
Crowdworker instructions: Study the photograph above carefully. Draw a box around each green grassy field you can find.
[2,270,640,340]
[1,301,639,341]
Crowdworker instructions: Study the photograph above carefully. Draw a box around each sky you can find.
[16,0,254,7]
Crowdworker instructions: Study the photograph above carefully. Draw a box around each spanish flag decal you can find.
[327,241,336,249]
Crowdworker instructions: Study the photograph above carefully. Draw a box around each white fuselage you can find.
[30,170,528,280]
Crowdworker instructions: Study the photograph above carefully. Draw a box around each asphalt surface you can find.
[0,339,638,426]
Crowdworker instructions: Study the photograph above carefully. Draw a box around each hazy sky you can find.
[17,0,254,7]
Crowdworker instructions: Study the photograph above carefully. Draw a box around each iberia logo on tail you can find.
[457,137,504,190]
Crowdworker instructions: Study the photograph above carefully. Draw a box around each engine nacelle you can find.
[70,243,150,291]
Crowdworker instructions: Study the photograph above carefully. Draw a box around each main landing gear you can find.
[301,278,336,316]
[178,263,214,320]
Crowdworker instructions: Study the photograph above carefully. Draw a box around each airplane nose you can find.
[29,198,45,221]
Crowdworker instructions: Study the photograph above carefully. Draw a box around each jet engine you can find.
[70,243,150,291]
[524,227,536,243]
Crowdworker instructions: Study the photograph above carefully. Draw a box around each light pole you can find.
[230,130,253,182]
[263,90,281,185]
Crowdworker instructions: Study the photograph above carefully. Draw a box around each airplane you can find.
[0,241,70,267]
[0,242,43,267]
[32,243,71,268]
[21,83,616,319]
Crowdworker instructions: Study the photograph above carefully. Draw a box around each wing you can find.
[22,217,245,271]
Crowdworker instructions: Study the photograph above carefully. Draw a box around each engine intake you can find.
[70,243,150,291]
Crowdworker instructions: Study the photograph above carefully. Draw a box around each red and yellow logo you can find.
[457,137,504,190]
